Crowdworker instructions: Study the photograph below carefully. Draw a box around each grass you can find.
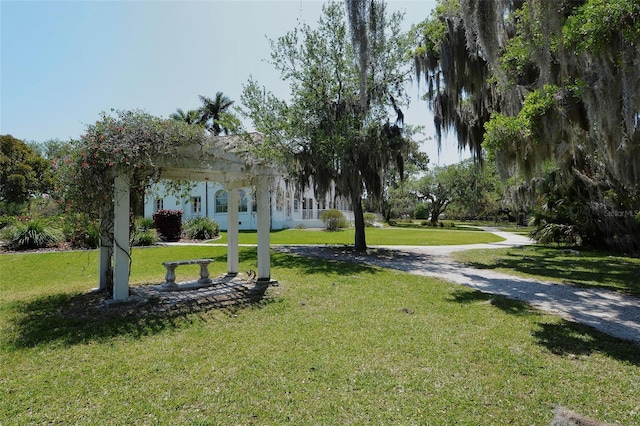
[452,245,640,297]
[212,226,504,246]
[1,246,639,424]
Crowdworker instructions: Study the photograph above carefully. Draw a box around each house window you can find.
[155,198,164,211]
[215,190,228,213]
[238,189,248,212]
[191,196,202,214]
[293,192,300,212]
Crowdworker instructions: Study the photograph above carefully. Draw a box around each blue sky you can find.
[1,0,469,165]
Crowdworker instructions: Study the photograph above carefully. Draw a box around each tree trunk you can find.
[430,200,450,224]
[430,201,441,224]
[382,203,392,223]
[98,205,114,296]
[351,192,367,251]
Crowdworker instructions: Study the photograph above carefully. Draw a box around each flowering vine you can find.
[54,109,207,294]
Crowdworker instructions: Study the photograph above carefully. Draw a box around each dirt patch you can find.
[0,241,74,255]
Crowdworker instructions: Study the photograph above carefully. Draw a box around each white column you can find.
[113,175,130,301]
[227,188,239,276]
[256,176,271,282]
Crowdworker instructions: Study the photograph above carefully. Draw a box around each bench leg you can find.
[163,265,178,288]
[198,262,212,284]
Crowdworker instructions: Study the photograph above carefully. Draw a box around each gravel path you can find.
[275,228,640,345]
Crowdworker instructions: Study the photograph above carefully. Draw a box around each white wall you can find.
[144,177,353,231]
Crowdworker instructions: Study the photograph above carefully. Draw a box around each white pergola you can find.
[100,135,279,301]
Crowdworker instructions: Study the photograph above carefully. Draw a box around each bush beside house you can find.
[152,209,183,242]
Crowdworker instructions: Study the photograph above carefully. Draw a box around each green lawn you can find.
[213,226,504,246]
[452,245,640,297]
[1,246,639,424]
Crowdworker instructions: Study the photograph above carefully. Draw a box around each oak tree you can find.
[242,1,414,250]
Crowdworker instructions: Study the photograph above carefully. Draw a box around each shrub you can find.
[320,209,347,231]
[3,219,62,250]
[531,222,583,246]
[28,197,61,218]
[136,216,155,231]
[414,203,429,220]
[364,212,377,227]
[131,229,159,246]
[62,213,100,249]
[152,209,183,241]
[0,201,27,217]
[183,217,219,240]
[0,215,17,231]
[131,217,159,246]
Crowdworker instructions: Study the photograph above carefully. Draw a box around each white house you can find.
[144,177,354,231]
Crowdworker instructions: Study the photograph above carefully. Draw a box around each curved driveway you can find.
[277,228,640,345]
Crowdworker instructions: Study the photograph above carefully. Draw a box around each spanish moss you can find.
[414,0,640,252]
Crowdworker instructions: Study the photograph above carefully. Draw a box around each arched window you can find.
[293,191,300,212]
[238,189,248,212]
[215,190,228,213]
[252,191,257,211]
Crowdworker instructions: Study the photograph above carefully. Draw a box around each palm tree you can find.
[170,108,201,125]
[198,92,235,136]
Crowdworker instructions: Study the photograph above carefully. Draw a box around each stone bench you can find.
[162,258,214,288]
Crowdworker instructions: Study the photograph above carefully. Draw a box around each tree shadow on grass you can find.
[449,289,541,316]
[463,247,640,296]
[448,289,640,366]
[269,248,381,277]
[5,280,272,350]
[532,321,640,366]
[236,247,378,277]
[6,250,374,350]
